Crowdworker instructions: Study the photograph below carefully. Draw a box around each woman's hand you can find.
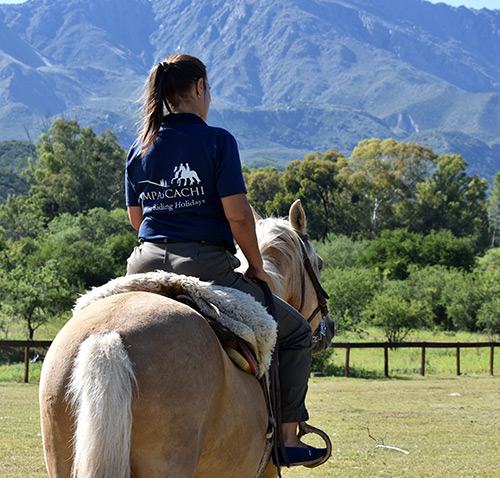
[245,265,272,286]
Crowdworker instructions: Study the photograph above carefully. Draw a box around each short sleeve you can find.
[125,142,141,207]
[215,131,247,198]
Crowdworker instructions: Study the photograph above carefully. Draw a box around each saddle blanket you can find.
[73,271,277,378]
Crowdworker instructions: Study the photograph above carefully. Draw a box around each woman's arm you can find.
[221,193,271,285]
[127,206,144,231]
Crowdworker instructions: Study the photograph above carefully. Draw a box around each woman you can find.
[125,54,326,466]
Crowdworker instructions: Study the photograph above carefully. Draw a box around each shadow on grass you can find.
[312,363,416,379]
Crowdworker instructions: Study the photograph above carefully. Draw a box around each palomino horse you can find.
[39,200,334,478]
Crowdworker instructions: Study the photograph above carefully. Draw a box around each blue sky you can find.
[0,0,498,8]
[426,0,500,8]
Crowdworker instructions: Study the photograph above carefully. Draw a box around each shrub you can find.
[477,298,500,337]
[312,233,369,270]
[360,228,475,279]
[364,281,433,342]
[322,267,379,334]
[442,272,484,331]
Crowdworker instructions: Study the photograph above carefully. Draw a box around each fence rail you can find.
[332,341,500,377]
[0,340,52,383]
[1,340,500,382]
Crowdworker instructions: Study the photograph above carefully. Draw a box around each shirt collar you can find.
[162,113,206,125]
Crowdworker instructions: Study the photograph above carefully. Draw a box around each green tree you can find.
[32,208,137,290]
[322,266,379,334]
[406,265,475,331]
[0,194,47,241]
[27,119,125,219]
[242,166,283,217]
[312,233,370,270]
[474,248,500,335]
[441,271,484,331]
[488,172,500,247]
[360,228,475,280]
[477,298,500,337]
[0,243,72,339]
[415,154,489,248]
[270,150,346,239]
[364,280,433,342]
[337,139,436,236]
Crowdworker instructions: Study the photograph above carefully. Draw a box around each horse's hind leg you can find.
[39,346,74,477]
[39,394,73,477]
[129,391,201,478]
[130,439,198,478]
[126,310,225,478]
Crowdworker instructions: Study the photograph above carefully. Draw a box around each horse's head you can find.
[252,200,335,353]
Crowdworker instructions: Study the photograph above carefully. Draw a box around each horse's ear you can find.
[289,199,307,236]
[251,205,262,223]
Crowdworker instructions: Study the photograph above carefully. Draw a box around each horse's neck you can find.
[261,251,300,309]
[235,248,292,303]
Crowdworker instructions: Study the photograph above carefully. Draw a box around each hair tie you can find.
[160,61,171,73]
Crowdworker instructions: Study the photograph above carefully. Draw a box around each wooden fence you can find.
[1,340,500,382]
[333,341,500,377]
[0,340,52,383]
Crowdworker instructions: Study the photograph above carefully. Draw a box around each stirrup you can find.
[297,421,332,468]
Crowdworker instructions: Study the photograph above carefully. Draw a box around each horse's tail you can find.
[66,331,137,478]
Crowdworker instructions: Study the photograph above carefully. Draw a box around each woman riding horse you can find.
[125,53,327,466]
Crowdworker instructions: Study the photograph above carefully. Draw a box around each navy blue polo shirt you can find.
[125,113,246,253]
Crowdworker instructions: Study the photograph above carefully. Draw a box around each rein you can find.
[296,235,330,344]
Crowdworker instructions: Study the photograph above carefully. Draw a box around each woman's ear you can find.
[196,77,204,97]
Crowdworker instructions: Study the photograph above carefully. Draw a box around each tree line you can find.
[0,119,499,341]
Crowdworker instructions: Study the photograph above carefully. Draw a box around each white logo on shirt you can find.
[138,163,205,213]
[172,163,200,186]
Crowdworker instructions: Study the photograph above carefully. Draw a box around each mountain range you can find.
[0,0,499,182]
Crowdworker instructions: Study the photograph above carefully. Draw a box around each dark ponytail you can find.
[138,54,207,156]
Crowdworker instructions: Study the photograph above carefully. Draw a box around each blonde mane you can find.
[251,216,310,311]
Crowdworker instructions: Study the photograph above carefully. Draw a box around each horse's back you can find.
[40,291,268,478]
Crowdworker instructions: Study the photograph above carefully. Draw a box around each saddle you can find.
[74,270,277,377]
[175,293,261,376]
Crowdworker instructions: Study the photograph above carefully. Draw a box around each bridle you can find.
[296,234,331,345]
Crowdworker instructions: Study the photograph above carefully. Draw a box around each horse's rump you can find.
[40,291,268,478]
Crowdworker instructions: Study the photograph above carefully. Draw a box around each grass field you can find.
[1,375,499,477]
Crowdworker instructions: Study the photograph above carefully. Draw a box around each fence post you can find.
[456,346,461,376]
[345,346,350,377]
[384,346,389,377]
[24,346,29,383]
[491,346,494,376]
[421,346,426,376]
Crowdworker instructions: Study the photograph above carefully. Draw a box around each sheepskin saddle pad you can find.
[73,271,277,378]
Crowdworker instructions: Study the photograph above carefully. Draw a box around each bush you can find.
[420,229,476,271]
[364,281,433,342]
[322,267,379,334]
[310,348,338,375]
[312,233,369,269]
[31,208,137,289]
[442,272,484,331]
[360,228,475,279]
[477,298,500,337]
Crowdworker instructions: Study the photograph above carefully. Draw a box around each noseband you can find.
[296,235,330,345]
